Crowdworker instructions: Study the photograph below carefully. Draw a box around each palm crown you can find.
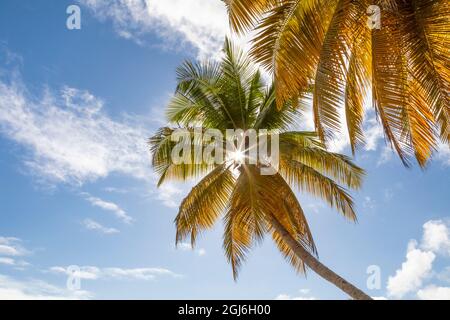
[150,39,365,281]
[224,0,449,167]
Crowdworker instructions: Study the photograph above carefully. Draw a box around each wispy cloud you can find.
[83,193,133,224]
[0,80,152,184]
[156,182,184,208]
[176,242,206,257]
[79,0,230,59]
[82,218,119,234]
[0,237,28,257]
[0,274,92,300]
[49,265,181,281]
[0,69,184,208]
[103,187,129,194]
[0,237,31,268]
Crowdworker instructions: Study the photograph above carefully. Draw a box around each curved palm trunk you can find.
[269,215,372,300]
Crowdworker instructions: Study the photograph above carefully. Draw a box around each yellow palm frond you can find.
[250,0,334,106]
[175,164,234,246]
[409,0,450,143]
[313,0,366,141]
[223,166,266,279]
[224,0,277,34]
[224,165,316,278]
[226,0,450,166]
[345,19,372,154]
[279,158,357,220]
[280,131,365,188]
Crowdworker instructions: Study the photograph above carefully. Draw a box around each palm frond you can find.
[219,38,260,129]
[250,0,334,106]
[224,0,277,34]
[226,0,449,165]
[279,158,357,220]
[224,165,316,278]
[149,127,219,186]
[411,0,450,143]
[223,166,267,279]
[313,0,366,142]
[175,164,234,246]
[345,17,372,154]
[280,131,365,189]
[254,85,301,130]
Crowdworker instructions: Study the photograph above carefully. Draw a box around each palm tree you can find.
[224,0,449,167]
[150,39,372,300]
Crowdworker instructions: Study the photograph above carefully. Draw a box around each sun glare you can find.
[229,150,245,164]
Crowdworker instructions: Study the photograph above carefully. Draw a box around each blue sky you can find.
[0,0,449,300]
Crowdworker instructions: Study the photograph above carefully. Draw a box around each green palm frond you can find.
[254,85,301,130]
[149,127,219,186]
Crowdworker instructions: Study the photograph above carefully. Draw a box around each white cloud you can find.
[79,0,231,59]
[0,73,186,208]
[0,257,15,265]
[0,257,29,268]
[82,218,119,234]
[372,296,388,300]
[0,237,28,256]
[0,274,92,300]
[377,147,394,166]
[387,240,435,298]
[364,116,384,152]
[50,265,181,281]
[304,203,326,215]
[275,289,316,300]
[103,187,129,194]
[0,81,152,184]
[387,220,450,299]
[83,194,133,224]
[421,220,450,256]
[0,237,30,269]
[156,182,184,208]
[177,242,206,257]
[417,285,450,300]
[436,141,450,166]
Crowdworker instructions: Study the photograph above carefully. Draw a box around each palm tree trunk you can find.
[268,214,372,300]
